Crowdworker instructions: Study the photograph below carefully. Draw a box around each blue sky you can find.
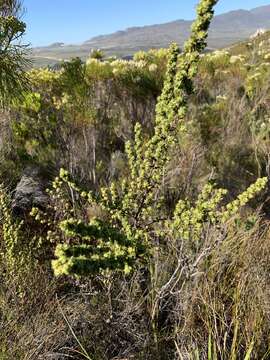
[23,0,270,46]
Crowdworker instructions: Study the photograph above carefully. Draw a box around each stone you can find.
[12,167,48,215]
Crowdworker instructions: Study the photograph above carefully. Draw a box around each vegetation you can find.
[0,0,29,107]
[1,0,270,359]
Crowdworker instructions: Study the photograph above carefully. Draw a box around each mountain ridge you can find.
[32,4,270,67]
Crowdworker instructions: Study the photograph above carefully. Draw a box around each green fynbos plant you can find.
[47,0,267,277]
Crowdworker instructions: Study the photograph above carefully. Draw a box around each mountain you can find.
[31,4,270,67]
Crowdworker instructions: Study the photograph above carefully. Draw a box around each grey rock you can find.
[12,167,48,215]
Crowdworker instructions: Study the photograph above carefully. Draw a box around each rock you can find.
[12,167,48,216]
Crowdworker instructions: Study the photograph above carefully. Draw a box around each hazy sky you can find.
[23,0,270,46]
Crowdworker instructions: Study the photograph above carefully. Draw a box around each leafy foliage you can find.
[0,0,29,107]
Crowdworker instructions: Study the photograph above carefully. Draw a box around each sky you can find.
[23,0,270,47]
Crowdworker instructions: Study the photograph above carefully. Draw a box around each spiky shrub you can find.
[45,0,267,277]
[0,0,29,107]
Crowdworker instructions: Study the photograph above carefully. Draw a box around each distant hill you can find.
[31,4,270,67]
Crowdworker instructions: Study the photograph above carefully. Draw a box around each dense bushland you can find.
[1,0,270,359]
